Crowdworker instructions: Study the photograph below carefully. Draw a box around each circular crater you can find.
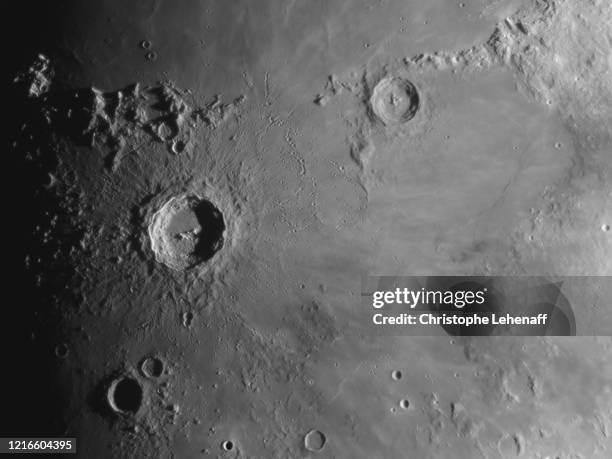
[221,440,234,451]
[171,139,186,154]
[371,76,419,125]
[107,376,143,415]
[391,370,402,381]
[304,430,326,452]
[148,194,226,271]
[140,356,165,379]
[54,343,69,359]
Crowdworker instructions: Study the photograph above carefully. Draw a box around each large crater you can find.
[148,194,226,271]
[370,76,420,125]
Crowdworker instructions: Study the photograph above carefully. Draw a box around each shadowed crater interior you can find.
[107,377,143,415]
[192,199,225,263]
[141,356,165,378]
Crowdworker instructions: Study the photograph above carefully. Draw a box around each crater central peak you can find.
[148,194,225,271]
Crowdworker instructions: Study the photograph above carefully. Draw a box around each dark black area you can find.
[191,199,225,264]
[4,0,78,438]
[110,378,142,414]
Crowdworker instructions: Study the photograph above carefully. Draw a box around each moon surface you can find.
[8,0,612,458]
[371,76,420,125]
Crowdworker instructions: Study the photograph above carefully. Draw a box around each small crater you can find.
[304,430,326,452]
[146,51,158,62]
[148,194,226,271]
[171,139,186,154]
[399,399,410,410]
[107,376,143,415]
[391,370,403,381]
[498,433,523,457]
[221,440,234,451]
[156,121,176,141]
[371,76,419,125]
[54,343,69,359]
[182,311,194,327]
[139,40,152,50]
[167,403,180,414]
[140,356,164,379]
[602,224,610,232]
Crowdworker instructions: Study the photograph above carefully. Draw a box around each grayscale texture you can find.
[7,0,612,458]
